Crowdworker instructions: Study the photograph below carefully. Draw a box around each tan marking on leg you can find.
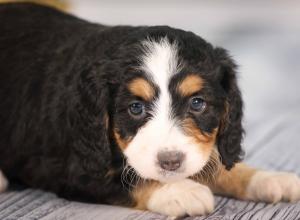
[207,163,257,199]
[192,149,300,204]
[177,74,204,97]
[128,78,155,101]
[114,129,132,150]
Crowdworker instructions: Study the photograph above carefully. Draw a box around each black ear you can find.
[214,48,244,170]
[72,63,113,175]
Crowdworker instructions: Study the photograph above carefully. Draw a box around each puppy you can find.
[0,3,300,217]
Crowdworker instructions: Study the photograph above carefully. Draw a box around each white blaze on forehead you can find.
[140,38,181,123]
[140,38,180,88]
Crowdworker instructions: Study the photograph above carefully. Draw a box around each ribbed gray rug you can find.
[1,189,300,219]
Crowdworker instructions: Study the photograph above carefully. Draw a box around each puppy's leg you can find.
[132,179,214,217]
[209,163,300,203]
[0,170,8,193]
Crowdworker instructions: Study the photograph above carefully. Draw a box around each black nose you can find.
[157,151,185,171]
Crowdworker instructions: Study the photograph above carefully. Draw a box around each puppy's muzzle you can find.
[157,151,185,171]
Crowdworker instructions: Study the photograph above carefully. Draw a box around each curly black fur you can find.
[0,3,243,205]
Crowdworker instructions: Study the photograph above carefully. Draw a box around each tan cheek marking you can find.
[128,78,155,101]
[114,129,132,150]
[182,118,218,148]
[178,74,204,97]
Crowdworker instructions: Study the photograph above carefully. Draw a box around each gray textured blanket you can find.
[1,189,300,220]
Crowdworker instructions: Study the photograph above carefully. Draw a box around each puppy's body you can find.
[0,2,133,204]
[1,3,300,217]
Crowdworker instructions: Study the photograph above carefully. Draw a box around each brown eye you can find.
[128,101,145,117]
[190,97,206,112]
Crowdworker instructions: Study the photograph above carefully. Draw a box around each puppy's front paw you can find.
[246,171,300,203]
[147,179,214,217]
[0,170,8,193]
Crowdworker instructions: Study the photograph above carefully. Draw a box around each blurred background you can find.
[3,0,300,171]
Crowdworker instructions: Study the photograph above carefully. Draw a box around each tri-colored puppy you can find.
[0,3,299,217]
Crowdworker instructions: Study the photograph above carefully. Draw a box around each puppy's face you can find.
[113,37,235,183]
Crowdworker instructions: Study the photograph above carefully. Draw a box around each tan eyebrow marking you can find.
[178,74,204,97]
[127,78,155,101]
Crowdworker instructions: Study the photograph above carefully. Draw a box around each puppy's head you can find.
[111,31,243,183]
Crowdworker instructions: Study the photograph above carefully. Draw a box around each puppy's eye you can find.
[190,97,206,112]
[128,101,145,117]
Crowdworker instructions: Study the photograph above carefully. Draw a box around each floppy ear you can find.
[72,63,113,175]
[214,48,244,170]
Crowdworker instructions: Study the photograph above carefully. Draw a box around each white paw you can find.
[147,179,214,217]
[246,171,300,203]
[0,170,8,193]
